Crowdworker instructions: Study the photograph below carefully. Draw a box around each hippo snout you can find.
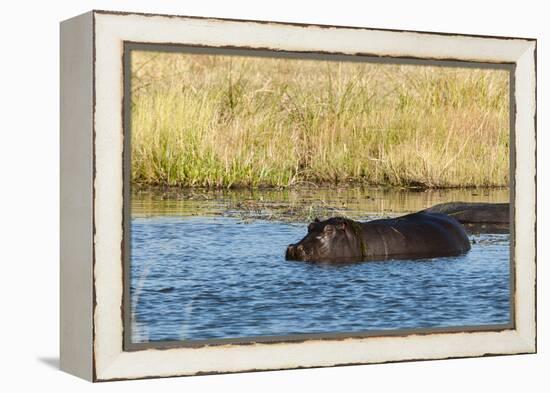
[286,244,305,260]
[286,244,296,259]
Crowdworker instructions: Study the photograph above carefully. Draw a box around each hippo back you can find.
[424,202,509,224]
[359,212,471,260]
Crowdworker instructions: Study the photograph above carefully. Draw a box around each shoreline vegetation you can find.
[131,51,510,190]
[132,186,510,224]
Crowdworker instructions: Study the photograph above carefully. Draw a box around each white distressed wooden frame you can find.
[60,10,536,382]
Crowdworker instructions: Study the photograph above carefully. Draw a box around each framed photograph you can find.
[60,10,537,382]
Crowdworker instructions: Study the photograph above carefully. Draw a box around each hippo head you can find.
[285,217,364,262]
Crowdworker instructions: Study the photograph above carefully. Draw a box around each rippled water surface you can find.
[130,187,510,343]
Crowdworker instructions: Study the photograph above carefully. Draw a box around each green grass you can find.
[131,51,509,189]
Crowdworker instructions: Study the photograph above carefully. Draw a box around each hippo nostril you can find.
[297,245,304,252]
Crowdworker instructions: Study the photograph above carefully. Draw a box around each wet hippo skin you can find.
[286,212,471,263]
[423,202,510,234]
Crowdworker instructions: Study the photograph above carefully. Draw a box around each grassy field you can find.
[131,51,510,189]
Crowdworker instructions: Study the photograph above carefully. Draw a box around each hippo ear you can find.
[314,217,320,223]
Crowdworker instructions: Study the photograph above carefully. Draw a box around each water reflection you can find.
[132,186,509,221]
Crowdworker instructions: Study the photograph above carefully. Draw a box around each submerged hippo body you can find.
[424,202,509,234]
[286,212,471,263]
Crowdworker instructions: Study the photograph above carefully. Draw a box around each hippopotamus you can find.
[423,202,509,234]
[285,212,471,263]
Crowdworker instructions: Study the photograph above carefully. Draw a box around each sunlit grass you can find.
[131,51,509,189]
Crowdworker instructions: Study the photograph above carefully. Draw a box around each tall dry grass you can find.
[131,51,509,189]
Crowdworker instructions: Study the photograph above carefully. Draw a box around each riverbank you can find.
[131,51,509,189]
[131,185,510,223]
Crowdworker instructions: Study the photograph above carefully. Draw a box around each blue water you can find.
[130,216,510,343]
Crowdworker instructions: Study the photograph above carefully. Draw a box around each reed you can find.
[131,51,509,189]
